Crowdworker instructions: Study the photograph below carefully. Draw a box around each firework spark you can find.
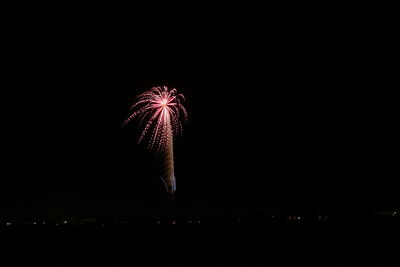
[122,86,187,198]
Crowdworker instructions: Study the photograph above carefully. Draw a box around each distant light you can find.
[6,222,12,226]
[157,221,160,224]
[42,222,46,225]
[172,221,176,225]
[198,221,201,224]
[56,223,59,226]
[297,217,301,220]
[33,222,37,225]
[188,220,192,224]
[64,221,67,224]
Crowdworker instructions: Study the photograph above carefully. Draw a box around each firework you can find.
[122,86,187,199]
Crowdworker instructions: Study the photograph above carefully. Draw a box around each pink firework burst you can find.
[122,86,187,151]
[122,86,187,197]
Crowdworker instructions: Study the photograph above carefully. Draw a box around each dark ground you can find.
[2,211,400,266]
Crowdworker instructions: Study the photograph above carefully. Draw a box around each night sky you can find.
[0,12,397,220]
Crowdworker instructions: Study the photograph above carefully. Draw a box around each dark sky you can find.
[0,12,397,220]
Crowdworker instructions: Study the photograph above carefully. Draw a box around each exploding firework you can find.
[122,86,187,198]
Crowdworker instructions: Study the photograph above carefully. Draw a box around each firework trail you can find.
[122,86,187,199]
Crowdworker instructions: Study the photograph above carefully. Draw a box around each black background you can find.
[0,8,398,221]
